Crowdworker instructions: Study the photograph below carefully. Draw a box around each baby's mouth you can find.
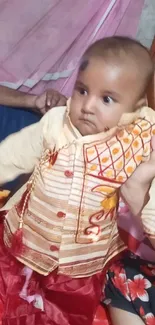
[79,117,95,127]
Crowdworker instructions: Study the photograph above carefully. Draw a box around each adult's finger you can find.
[57,95,67,107]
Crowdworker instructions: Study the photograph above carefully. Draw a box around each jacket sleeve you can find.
[0,116,46,185]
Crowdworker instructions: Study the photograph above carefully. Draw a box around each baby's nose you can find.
[83,97,96,114]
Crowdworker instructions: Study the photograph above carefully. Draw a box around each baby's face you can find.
[69,57,143,136]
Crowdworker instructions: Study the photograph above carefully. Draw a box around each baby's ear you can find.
[135,95,147,109]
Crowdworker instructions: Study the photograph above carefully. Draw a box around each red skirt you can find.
[0,222,104,325]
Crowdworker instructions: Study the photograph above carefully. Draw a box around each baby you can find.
[0,36,155,325]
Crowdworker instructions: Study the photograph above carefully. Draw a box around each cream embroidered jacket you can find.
[0,103,155,277]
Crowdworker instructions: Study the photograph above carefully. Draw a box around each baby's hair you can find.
[79,36,154,98]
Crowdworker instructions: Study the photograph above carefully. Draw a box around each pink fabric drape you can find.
[0,0,144,95]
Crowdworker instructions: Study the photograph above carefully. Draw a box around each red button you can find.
[64,170,73,178]
[50,245,59,251]
[57,211,66,218]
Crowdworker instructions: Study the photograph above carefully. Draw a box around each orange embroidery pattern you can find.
[81,118,155,241]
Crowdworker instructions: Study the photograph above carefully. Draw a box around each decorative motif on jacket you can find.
[77,118,154,243]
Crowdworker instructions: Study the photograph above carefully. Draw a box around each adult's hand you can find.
[121,136,155,216]
[34,89,67,115]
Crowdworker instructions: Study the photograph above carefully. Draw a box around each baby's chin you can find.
[76,120,98,136]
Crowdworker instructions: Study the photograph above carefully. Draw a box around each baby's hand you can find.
[121,136,155,216]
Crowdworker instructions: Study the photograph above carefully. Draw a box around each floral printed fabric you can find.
[103,253,155,325]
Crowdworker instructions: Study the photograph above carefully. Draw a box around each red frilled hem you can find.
[0,220,106,325]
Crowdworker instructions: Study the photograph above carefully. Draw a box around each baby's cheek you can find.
[69,109,81,130]
[98,112,119,130]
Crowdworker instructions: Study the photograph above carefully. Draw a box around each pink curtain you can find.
[0,0,144,96]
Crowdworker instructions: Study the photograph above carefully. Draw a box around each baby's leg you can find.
[102,252,155,325]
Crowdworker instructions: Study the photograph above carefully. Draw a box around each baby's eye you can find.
[103,96,114,104]
[78,87,88,96]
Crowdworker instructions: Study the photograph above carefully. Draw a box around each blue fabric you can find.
[0,105,41,190]
[0,105,40,142]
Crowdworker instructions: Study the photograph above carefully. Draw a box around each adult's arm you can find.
[0,85,37,109]
[0,86,67,114]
